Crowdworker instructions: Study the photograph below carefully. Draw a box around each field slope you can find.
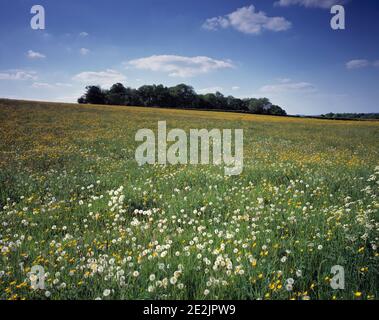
[0,99,378,300]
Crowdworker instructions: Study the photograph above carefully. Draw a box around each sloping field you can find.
[0,98,378,300]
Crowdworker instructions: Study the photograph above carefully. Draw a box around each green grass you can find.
[0,98,378,300]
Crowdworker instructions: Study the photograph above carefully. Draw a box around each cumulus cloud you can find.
[73,69,126,87]
[345,59,379,69]
[79,32,89,37]
[346,59,369,69]
[275,0,346,9]
[202,5,291,35]
[79,48,90,56]
[27,50,46,59]
[260,79,316,93]
[128,55,234,78]
[0,70,37,81]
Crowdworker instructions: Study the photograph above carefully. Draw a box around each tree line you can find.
[78,83,287,116]
[321,113,379,120]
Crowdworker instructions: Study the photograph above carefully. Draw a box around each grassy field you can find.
[0,98,378,300]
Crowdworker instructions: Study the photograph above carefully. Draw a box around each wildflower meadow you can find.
[0,99,378,300]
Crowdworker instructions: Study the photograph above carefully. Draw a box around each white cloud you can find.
[275,0,346,9]
[346,59,370,69]
[27,50,46,59]
[73,69,126,87]
[79,32,89,37]
[346,59,379,69]
[260,79,316,93]
[197,87,223,94]
[79,48,90,56]
[128,55,234,78]
[232,86,240,91]
[31,82,73,89]
[31,82,54,89]
[203,5,291,35]
[203,17,230,31]
[0,70,37,81]
[55,82,73,87]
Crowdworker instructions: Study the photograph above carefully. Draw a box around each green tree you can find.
[77,82,288,116]
[82,86,106,105]
[106,83,128,105]
[169,84,198,108]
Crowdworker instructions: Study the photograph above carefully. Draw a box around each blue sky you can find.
[0,0,378,115]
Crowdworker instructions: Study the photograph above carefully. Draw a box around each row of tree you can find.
[78,83,287,116]
[321,113,379,120]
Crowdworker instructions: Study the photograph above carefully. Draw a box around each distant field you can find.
[0,98,378,300]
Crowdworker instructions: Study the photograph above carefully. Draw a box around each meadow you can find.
[0,98,378,300]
